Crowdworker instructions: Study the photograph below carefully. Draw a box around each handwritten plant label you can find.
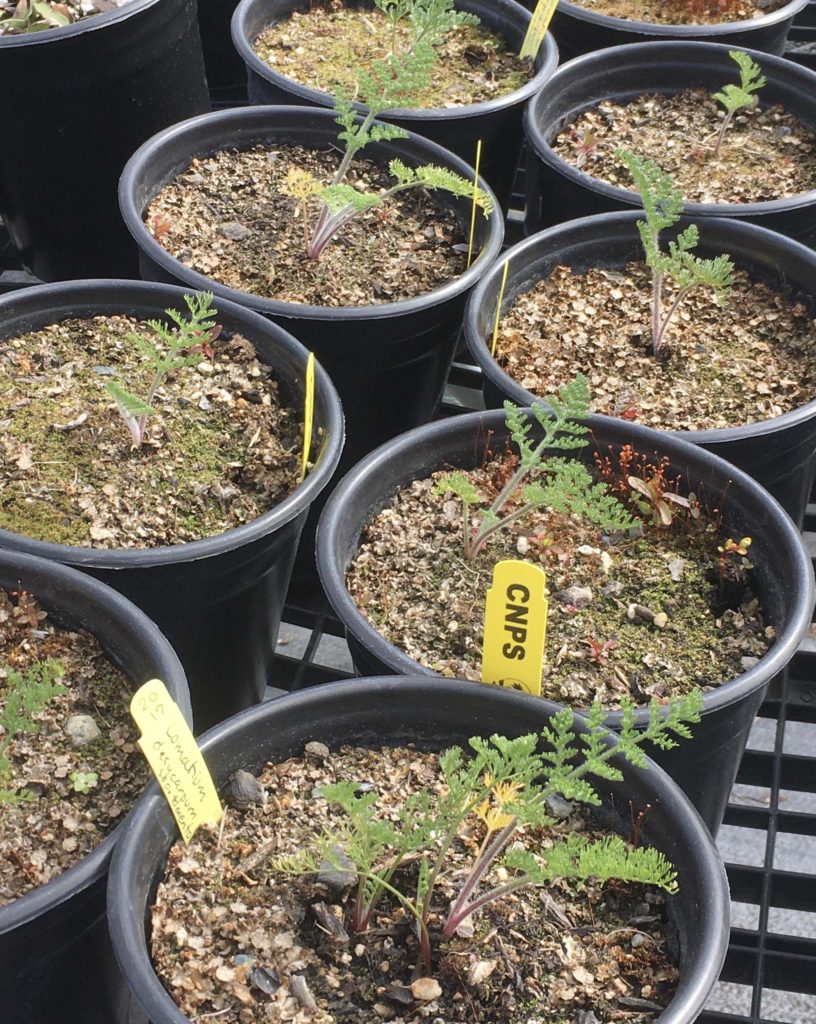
[520,0,558,59]
[481,560,548,696]
[300,351,316,483]
[130,679,222,843]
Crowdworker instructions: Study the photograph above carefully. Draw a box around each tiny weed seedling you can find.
[0,659,66,805]
[618,150,734,357]
[70,770,99,794]
[280,0,493,260]
[712,51,766,159]
[434,375,638,560]
[105,293,221,448]
[275,690,702,972]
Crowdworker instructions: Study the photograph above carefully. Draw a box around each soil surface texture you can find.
[147,145,473,307]
[492,263,816,432]
[552,90,816,205]
[565,0,784,25]
[346,450,771,707]
[253,2,531,108]
[0,313,302,548]
[0,588,146,904]
[151,743,679,1022]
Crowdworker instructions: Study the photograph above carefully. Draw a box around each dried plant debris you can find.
[492,262,816,432]
[346,451,771,707]
[0,313,303,548]
[146,145,469,307]
[552,91,816,204]
[0,0,129,34]
[253,1,530,108]
[566,0,783,26]
[151,744,679,1023]
[0,588,146,904]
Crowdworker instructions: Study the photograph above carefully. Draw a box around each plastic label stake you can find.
[481,559,548,696]
[490,260,510,357]
[131,678,222,843]
[300,351,315,483]
[520,0,558,59]
[466,138,483,269]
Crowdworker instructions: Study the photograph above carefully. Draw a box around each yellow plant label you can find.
[300,351,315,482]
[130,679,222,843]
[481,560,548,696]
[520,0,558,59]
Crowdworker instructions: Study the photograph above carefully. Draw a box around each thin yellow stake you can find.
[466,138,483,269]
[300,351,315,483]
[491,260,510,357]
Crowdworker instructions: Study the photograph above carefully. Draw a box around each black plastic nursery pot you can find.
[0,0,209,283]
[0,279,343,734]
[523,41,816,239]
[546,0,807,62]
[108,677,729,1024]
[0,548,190,1024]
[231,0,559,211]
[119,105,504,475]
[198,0,248,96]
[316,410,815,836]
[465,211,816,530]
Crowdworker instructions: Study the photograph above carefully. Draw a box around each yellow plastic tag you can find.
[481,560,548,696]
[490,260,510,357]
[520,0,558,59]
[300,351,315,483]
[466,138,483,269]
[130,679,222,843]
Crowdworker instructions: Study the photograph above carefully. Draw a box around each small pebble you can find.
[411,978,442,1001]
[305,740,330,762]
[545,793,574,819]
[601,580,624,597]
[64,714,101,747]
[631,933,647,949]
[219,221,252,241]
[225,769,266,810]
[555,585,593,608]
[741,656,760,671]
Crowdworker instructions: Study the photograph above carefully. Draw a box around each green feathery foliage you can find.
[0,659,66,805]
[435,375,638,559]
[712,51,766,157]
[105,293,220,447]
[271,693,700,970]
[618,149,734,356]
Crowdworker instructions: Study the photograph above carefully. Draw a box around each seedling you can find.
[105,293,221,448]
[70,770,99,794]
[434,375,638,561]
[0,0,72,32]
[0,659,66,805]
[712,51,766,159]
[276,690,702,972]
[618,150,734,357]
[717,535,752,597]
[280,0,492,260]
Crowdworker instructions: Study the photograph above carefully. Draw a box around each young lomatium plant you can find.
[280,0,493,260]
[0,659,66,805]
[275,691,702,972]
[618,149,734,357]
[433,375,638,560]
[712,51,766,159]
[105,293,221,447]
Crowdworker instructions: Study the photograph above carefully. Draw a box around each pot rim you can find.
[0,0,165,47]
[107,676,731,1024]
[464,210,816,443]
[524,39,816,217]
[554,0,809,36]
[230,0,559,121]
[316,408,815,722]
[118,105,505,322]
[0,277,344,568]
[0,548,188,934]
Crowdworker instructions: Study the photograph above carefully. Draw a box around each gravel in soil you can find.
[146,145,472,307]
[253,1,531,108]
[565,0,782,25]
[492,262,816,432]
[0,313,302,548]
[346,452,771,707]
[151,744,679,1023]
[551,90,816,205]
[0,588,147,904]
